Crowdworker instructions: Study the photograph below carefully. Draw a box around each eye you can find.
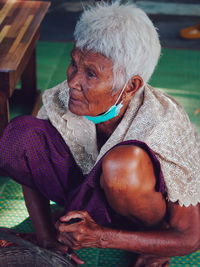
[87,68,96,78]
[71,58,77,68]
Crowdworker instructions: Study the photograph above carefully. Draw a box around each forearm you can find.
[22,185,56,244]
[99,227,198,257]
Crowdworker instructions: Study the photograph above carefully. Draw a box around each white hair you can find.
[74,1,161,91]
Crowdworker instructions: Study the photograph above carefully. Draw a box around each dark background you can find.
[37,0,200,50]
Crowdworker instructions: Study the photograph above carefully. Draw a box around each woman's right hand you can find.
[38,237,85,265]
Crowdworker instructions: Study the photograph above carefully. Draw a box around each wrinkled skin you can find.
[23,47,200,266]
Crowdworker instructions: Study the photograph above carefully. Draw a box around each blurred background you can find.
[39,0,200,49]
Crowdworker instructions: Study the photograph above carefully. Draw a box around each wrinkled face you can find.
[67,46,118,116]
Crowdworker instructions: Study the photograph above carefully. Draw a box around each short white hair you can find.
[74,1,161,91]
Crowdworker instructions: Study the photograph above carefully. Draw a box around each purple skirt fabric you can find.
[0,116,165,228]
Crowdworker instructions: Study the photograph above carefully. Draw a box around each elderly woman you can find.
[0,2,199,266]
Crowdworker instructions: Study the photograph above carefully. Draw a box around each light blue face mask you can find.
[85,80,129,124]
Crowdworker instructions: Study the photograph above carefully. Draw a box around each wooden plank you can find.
[0,2,20,32]
[0,25,10,43]
[13,30,40,96]
[6,2,31,38]
[0,1,50,70]
[0,0,16,25]
[8,15,34,54]
[0,37,14,63]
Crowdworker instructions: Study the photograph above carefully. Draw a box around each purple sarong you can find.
[0,116,165,228]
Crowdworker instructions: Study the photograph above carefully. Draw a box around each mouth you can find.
[69,89,87,106]
[69,95,83,105]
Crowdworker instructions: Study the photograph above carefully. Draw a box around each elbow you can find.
[185,224,200,254]
[178,230,200,255]
[188,235,200,253]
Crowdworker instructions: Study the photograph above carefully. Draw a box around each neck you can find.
[96,115,122,137]
[96,102,129,150]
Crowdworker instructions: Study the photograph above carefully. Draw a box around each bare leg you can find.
[22,185,84,265]
[100,145,168,266]
[22,185,57,248]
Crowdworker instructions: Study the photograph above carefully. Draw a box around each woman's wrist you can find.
[97,227,118,249]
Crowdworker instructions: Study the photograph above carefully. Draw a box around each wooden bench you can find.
[0,0,50,136]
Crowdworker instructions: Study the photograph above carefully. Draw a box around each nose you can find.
[67,69,82,91]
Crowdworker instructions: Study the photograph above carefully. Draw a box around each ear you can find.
[123,75,144,102]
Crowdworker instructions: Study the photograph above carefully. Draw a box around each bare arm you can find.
[56,202,200,257]
[100,202,200,256]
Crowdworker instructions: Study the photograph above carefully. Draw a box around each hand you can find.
[38,237,84,265]
[55,210,103,250]
[134,254,170,267]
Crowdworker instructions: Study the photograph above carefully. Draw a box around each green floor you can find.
[0,41,200,266]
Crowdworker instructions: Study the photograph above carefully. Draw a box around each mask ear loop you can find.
[114,79,130,106]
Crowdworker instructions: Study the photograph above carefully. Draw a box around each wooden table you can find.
[0,0,50,136]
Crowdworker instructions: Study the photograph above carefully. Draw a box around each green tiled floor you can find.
[0,41,200,266]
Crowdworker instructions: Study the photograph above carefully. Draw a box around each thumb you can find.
[60,212,84,223]
[71,251,85,265]
[55,244,85,265]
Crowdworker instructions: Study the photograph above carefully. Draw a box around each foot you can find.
[133,254,170,267]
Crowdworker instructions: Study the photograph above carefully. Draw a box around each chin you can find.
[68,103,85,116]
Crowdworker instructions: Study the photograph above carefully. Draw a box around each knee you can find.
[4,115,38,136]
[101,145,155,192]
[101,145,166,224]
[1,115,48,153]
[0,116,40,175]
[6,115,45,140]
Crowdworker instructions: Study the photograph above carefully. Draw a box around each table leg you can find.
[21,47,37,98]
[21,47,41,117]
[0,91,9,137]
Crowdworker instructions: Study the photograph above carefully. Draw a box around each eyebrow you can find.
[70,50,105,73]
[85,60,107,73]
[87,63,107,77]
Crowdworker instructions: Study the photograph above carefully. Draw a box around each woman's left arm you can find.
[56,202,200,257]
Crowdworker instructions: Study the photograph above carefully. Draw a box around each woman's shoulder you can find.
[42,80,70,114]
[125,84,200,207]
[145,85,188,119]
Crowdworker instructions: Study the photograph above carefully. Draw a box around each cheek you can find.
[67,66,73,80]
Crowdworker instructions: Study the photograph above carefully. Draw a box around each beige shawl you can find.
[37,80,200,207]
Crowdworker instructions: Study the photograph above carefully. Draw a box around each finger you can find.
[134,257,144,267]
[60,210,86,222]
[55,245,85,265]
[57,233,74,247]
[164,263,169,267]
[163,260,170,267]
[54,245,69,255]
[47,242,69,255]
[57,221,84,234]
[58,237,74,248]
[71,251,85,265]
[55,219,79,231]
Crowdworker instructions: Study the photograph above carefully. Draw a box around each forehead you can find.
[71,46,113,71]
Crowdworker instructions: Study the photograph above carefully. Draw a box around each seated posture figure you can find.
[0,2,199,266]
